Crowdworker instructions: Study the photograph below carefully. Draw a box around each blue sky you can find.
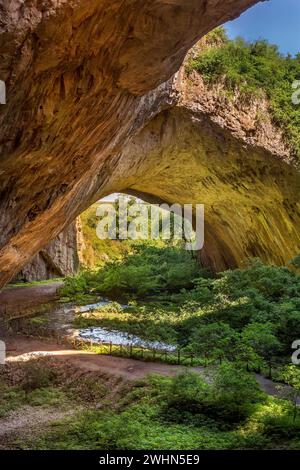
[225,0,300,56]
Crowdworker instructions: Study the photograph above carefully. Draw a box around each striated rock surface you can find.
[111,70,300,271]
[0,0,283,286]
[13,222,79,282]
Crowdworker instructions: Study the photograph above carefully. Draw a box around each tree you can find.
[188,322,238,363]
[281,365,300,422]
[211,363,263,422]
[240,322,281,361]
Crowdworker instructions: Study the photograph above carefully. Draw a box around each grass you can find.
[0,359,111,421]
[0,380,68,418]
[7,278,63,288]
[18,371,300,450]
[1,343,299,450]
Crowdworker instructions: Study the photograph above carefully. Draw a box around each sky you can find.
[225,0,300,56]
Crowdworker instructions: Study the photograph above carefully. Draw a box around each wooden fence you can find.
[5,319,276,378]
[20,326,274,377]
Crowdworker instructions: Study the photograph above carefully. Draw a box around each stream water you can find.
[11,298,176,353]
[78,326,176,352]
[74,300,175,351]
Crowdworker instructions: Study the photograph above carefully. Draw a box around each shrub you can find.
[189,34,300,158]
[210,363,264,423]
[22,363,56,396]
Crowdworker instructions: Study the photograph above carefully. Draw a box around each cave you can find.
[1,0,299,287]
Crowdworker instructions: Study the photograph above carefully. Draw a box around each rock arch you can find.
[0,0,285,286]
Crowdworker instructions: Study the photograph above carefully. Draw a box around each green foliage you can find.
[21,363,57,395]
[62,243,203,300]
[211,363,264,422]
[79,204,134,268]
[165,372,211,420]
[240,322,281,360]
[281,365,300,422]
[67,255,300,370]
[189,33,300,158]
[4,362,299,450]
[79,197,193,270]
[188,322,238,359]
[164,366,264,426]
[205,26,229,46]
[31,372,300,450]
[290,254,300,271]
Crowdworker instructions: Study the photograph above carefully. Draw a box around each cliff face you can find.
[111,71,300,271]
[5,1,298,279]
[14,222,79,282]
[0,0,260,287]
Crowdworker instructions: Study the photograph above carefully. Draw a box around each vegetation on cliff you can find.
[188,28,300,158]
[79,204,133,268]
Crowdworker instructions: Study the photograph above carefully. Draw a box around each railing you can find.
[6,321,277,379]
[15,324,220,367]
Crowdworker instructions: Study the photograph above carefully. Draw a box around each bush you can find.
[210,364,264,423]
[61,243,203,300]
[188,322,239,360]
[22,363,56,396]
[189,34,300,158]
[163,367,263,427]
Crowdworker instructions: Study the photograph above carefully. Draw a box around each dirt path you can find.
[3,335,298,403]
[0,405,76,438]
[1,335,192,445]
[0,404,80,449]
[0,282,63,315]
[4,335,198,380]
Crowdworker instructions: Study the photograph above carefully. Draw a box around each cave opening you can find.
[78,192,199,273]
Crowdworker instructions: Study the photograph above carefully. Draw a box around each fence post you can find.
[190,354,194,367]
[152,349,156,361]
